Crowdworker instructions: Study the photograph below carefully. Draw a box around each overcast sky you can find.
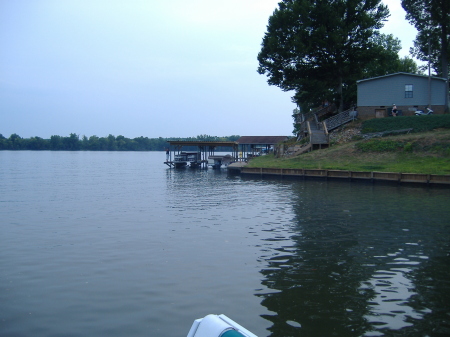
[1,0,418,139]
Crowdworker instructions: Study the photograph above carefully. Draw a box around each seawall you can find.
[228,165,450,186]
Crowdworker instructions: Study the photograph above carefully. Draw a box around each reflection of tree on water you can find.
[410,255,450,335]
[256,181,450,337]
[257,193,373,337]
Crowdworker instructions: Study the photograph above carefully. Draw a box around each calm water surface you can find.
[1,151,449,337]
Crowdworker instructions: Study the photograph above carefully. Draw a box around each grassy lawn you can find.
[247,128,450,175]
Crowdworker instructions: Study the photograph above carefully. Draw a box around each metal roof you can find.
[236,136,288,145]
[167,137,289,147]
[357,72,447,84]
[167,140,237,147]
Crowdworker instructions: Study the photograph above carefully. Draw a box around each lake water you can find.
[1,151,449,337]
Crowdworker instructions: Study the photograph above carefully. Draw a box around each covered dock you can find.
[164,140,239,168]
[236,136,288,160]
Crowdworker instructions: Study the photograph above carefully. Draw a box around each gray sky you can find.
[1,0,418,139]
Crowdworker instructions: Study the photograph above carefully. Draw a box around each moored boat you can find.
[173,152,188,168]
[186,151,203,168]
[172,151,203,168]
[208,154,233,169]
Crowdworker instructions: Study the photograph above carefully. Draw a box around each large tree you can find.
[402,0,450,112]
[362,33,420,77]
[257,0,390,112]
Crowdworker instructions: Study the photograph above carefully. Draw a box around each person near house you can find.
[392,104,398,117]
[166,148,169,161]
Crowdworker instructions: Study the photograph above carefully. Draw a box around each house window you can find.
[405,84,413,98]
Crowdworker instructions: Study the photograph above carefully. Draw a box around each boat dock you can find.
[164,136,289,169]
[164,140,239,169]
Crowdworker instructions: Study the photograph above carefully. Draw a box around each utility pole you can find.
[428,37,431,109]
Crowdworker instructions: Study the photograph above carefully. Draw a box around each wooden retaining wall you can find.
[239,167,450,185]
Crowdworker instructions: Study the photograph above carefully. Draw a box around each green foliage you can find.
[247,129,450,174]
[402,0,450,79]
[404,142,414,152]
[361,34,421,79]
[361,114,450,133]
[417,141,450,155]
[247,149,450,174]
[356,118,450,154]
[257,0,392,110]
[0,134,240,151]
[397,56,420,74]
[355,140,403,152]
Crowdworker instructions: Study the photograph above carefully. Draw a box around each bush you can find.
[404,142,413,152]
[427,142,450,154]
[355,140,403,152]
[361,114,450,134]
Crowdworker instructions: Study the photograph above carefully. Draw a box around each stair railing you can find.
[322,121,329,143]
[306,121,312,143]
[314,113,321,129]
[324,108,354,131]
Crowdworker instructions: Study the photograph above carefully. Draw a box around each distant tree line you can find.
[0,133,240,151]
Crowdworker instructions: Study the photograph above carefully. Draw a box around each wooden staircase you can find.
[287,105,356,157]
[324,108,356,131]
[308,121,329,149]
[285,143,312,157]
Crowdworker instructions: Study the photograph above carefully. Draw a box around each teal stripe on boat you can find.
[222,330,246,337]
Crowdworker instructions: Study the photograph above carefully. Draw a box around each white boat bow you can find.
[186,314,257,337]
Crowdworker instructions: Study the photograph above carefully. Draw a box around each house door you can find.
[375,109,386,118]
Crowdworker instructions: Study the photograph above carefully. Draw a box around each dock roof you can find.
[166,140,237,147]
[236,136,288,145]
[167,136,289,148]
